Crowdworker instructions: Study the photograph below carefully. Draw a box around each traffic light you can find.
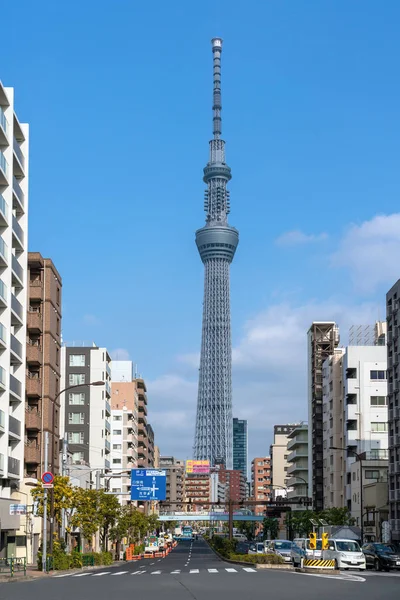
[322,532,329,550]
[309,532,317,550]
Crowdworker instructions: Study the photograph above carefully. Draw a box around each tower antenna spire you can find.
[211,38,223,139]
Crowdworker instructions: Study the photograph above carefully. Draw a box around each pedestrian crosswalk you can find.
[53,566,257,579]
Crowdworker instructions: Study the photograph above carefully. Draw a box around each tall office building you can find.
[60,345,112,475]
[386,284,400,541]
[0,81,29,553]
[270,424,299,498]
[307,322,340,511]
[233,418,248,480]
[25,253,62,480]
[160,456,185,511]
[193,39,239,469]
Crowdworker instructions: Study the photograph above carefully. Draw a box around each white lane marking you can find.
[111,571,129,576]
[53,574,72,578]
[225,568,237,573]
[92,572,111,576]
[131,570,146,575]
[72,573,91,577]
[362,571,400,578]
[151,570,162,575]
[208,568,218,573]
[157,559,162,562]
[190,569,199,573]
[171,570,181,574]
[297,572,365,582]
[243,567,257,572]
[150,562,155,565]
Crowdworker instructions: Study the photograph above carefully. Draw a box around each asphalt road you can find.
[1,538,399,600]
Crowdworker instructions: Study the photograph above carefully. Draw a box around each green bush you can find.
[230,553,284,564]
[210,536,237,558]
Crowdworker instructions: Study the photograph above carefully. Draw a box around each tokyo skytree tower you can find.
[193,38,239,469]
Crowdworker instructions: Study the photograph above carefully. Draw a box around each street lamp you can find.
[290,476,311,510]
[43,380,105,572]
[330,446,364,543]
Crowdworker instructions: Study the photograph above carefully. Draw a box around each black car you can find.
[362,543,400,571]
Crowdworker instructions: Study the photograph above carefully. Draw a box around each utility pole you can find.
[228,498,233,541]
[42,432,49,573]
[60,436,68,544]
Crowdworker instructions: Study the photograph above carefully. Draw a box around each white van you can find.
[325,539,366,570]
[233,533,248,542]
[293,538,322,559]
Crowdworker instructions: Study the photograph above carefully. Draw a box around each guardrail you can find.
[0,557,26,577]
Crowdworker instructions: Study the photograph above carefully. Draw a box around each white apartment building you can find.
[270,424,300,499]
[60,345,112,480]
[286,423,309,510]
[0,81,29,556]
[110,361,138,504]
[343,344,388,519]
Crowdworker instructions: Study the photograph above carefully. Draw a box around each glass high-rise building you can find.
[233,418,248,480]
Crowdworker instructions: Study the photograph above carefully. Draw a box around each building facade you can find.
[386,283,400,541]
[270,424,299,499]
[216,467,246,502]
[110,406,137,504]
[233,418,248,480]
[286,423,309,508]
[25,253,62,480]
[160,456,185,512]
[60,345,112,475]
[350,458,389,538]
[0,81,29,556]
[185,473,211,511]
[322,349,346,509]
[307,322,340,511]
[193,39,239,469]
[251,457,271,516]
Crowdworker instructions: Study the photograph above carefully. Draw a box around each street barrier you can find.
[0,558,26,578]
[303,559,335,569]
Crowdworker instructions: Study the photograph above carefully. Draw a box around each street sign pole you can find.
[42,432,49,573]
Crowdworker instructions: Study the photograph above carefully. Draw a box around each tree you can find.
[97,490,120,551]
[233,520,254,540]
[319,507,355,526]
[31,476,74,526]
[262,517,279,540]
[71,488,100,547]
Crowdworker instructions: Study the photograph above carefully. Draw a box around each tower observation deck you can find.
[193,38,239,469]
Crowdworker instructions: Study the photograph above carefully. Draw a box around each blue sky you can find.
[3,1,400,461]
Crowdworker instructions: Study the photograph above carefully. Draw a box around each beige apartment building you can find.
[270,424,300,499]
[286,423,309,508]
[160,456,185,511]
[25,253,62,479]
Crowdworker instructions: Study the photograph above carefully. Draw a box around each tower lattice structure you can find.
[193,38,239,469]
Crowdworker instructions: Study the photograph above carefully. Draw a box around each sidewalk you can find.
[0,561,125,584]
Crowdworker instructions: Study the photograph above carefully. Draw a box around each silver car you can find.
[270,540,293,563]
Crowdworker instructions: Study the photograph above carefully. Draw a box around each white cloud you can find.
[110,348,131,360]
[176,352,200,368]
[275,230,328,246]
[331,213,400,292]
[145,299,383,461]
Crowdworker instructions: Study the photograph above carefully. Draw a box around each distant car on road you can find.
[269,540,293,563]
[290,543,306,567]
[362,543,400,571]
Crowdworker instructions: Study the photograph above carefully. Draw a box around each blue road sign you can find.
[130,469,167,501]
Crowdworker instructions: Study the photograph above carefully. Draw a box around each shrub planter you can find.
[256,564,294,570]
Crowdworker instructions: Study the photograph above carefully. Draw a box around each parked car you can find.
[291,543,306,567]
[362,543,400,571]
[325,539,366,571]
[236,542,251,555]
[293,537,322,559]
[248,542,265,555]
[269,540,293,563]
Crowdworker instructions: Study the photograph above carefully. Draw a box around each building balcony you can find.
[0,453,4,475]
[0,280,6,308]
[0,107,8,145]
[9,373,22,400]
[26,374,41,397]
[12,177,24,214]
[0,237,8,267]
[104,459,110,470]
[287,449,308,462]
[105,420,111,433]
[26,342,42,365]
[13,138,25,176]
[11,255,23,289]
[8,415,21,439]
[0,151,8,184]
[29,279,43,300]
[10,334,23,364]
[105,439,111,453]
[0,367,5,391]
[106,362,111,379]
[0,409,4,432]
[11,293,24,326]
[105,381,111,398]
[24,440,40,464]
[27,309,43,333]
[0,195,8,226]
[105,400,111,416]
[346,404,359,420]
[25,406,41,430]
[12,215,24,250]
[8,456,20,478]
[0,323,6,350]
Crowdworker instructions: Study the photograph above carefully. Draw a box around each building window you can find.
[113,429,122,435]
[112,488,121,493]
[365,470,380,479]
[113,444,122,450]
[69,373,85,385]
[69,392,85,405]
[16,536,27,547]
[72,452,84,463]
[113,458,121,464]
[371,422,388,432]
[68,412,85,425]
[113,415,122,421]
[370,396,387,406]
[370,370,386,380]
[69,354,85,367]
[68,432,84,444]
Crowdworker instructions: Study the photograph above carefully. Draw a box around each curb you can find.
[295,567,340,575]
[204,538,291,570]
